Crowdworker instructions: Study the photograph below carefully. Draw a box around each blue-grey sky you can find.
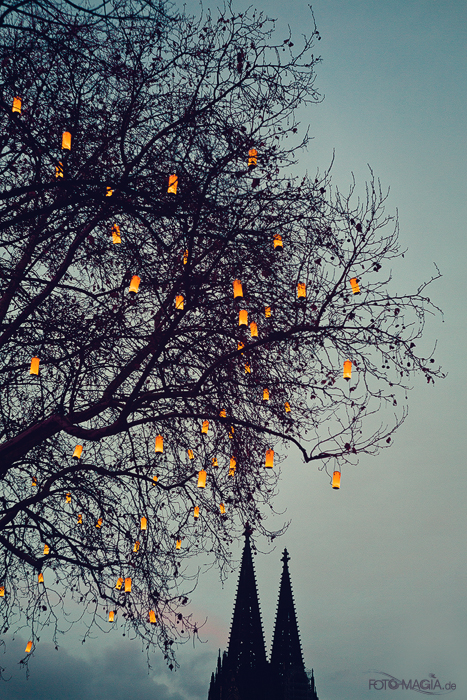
[3,1,466,698]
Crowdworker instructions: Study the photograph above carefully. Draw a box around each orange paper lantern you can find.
[61,131,71,150]
[129,275,140,294]
[168,174,178,194]
[332,471,341,489]
[343,359,352,381]
[197,470,207,488]
[29,357,40,375]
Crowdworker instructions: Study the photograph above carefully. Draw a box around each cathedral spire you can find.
[270,549,305,675]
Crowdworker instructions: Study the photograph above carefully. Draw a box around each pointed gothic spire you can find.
[270,549,305,675]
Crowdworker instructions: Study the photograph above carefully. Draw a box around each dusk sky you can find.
[2,1,466,698]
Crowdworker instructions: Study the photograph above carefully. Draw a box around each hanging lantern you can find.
[55,162,64,178]
[32,476,37,486]
[124,577,132,593]
[239,309,248,326]
[38,573,44,583]
[284,401,291,413]
[197,469,207,488]
[133,541,140,553]
[12,96,21,114]
[219,503,226,514]
[237,341,245,353]
[65,492,71,503]
[229,425,234,438]
[155,434,163,453]
[72,445,83,459]
[332,471,341,489]
[149,610,156,624]
[153,475,159,483]
[212,457,218,467]
[265,306,271,317]
[175,294,184,310]
[297,282,306,299]
[274,234,283,250]
[245,364,251,373]
[233,279,243,298]
[0,586,4,597]
[263,388,269,401]
[250,322,258,338]
[168,174,178,194]
[194,506,200,519]
[25,641,33,653]
[43,544,49,555]
[343,359,352,381]
[106,186,113,196]
[176,539,182,550]
[61,131,71,150]
[219,409,226,417]
[183,249,189,265]
[188,449,194,460]
[109,611,115,622]
[140,517,147,530]
[349,277,361,295]
[248,148,257,169]
[229,456,236,476]
[115,578,124,590]
[129,275,140,295]
[29,357,40,375]
[265,449,274,468]
[112,224,121,244]
[77,514,82,524]
[96,518,103,528]
[201,420,209,434]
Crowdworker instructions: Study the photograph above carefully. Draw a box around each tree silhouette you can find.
[0,0,442,671]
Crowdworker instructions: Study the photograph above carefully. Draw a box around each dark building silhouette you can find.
[208,533,319,700]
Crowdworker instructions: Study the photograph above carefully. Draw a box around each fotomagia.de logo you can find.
[368,671,457,695]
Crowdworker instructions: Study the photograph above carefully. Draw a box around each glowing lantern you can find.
[263,388,269,401]
[219,409,226,417]
[197,470,207,488]
[245,364,251,373]
[176,539,182,550]
[0,586,4,597]
[183,249,188,265]
[265,449,274,468]
[265,306,271,317]
[297,282,306,299]
[43,544,49,555]
[239,309,248,326]
[188,449,194,460]
[248,148,257,169]
[72,445,83,459]
[55,162,64,178]
[229,456,236,476]
[212,457,218,466]
[343,359,352,381]
[129,275,140,294]
[65,492,71,503]
[109,611,115,622]
[233,280,243,298]
[61,131,71,150]
[77,514,82,524]
[96,518,103,528]
[115,578,124,590]
[229,426,234,438]
[32,476,37,486]
[12,96,21,114]
[25,641,33,653]
[133,541,140,553]
[238,341,245,353]
[153,475,159,483]
[250,322,258,338]
[106,186,113,196]
[124,577,132,592]
[112,224,121,244]
[155,435,163,453]
[284,402,291,413]
[149,610,156,624]
[175,294,184,310]
[38,573,44,583]
[30,357,40,375]
[202,420,209,434]
[332,471,341,489]
[349,277,360,294]
[194,506,200,519]
[219,503,226,514]
[274,234,283,250]
[168,174,178,194]
[140,517,147,530]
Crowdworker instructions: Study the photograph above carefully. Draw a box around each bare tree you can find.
[0,0,442,672]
